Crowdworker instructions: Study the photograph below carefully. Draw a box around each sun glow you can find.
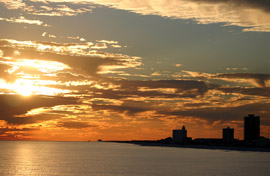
[12,79,36,96]
[12,81,30,96]
[0,79,70,96]
[6,59,70,74]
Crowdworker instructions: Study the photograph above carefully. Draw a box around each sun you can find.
[16,87,33,96]
[13,79,34,96]
[0,77,70,97]
[1,78,70,96]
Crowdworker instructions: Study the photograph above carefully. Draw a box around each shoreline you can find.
[106,141,270,152]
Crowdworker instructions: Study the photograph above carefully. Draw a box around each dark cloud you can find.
[7,114,64,125]
[0,63,11,80]
[92,88,178,100]
[0,47,117,77]
[92,101,154,115]
[194,0,270,12]
[87,80,217,107]
[159,103,270,125]
[55,72,87,82]
[57,121,96,129]
[0,127,38,140]
[117,79,215,95]
[0,94,78,124]
[0,127,36,134]
[216,73,270,87]
[48,79,216,102]
[219,87,270,97]
[0,40,139,78]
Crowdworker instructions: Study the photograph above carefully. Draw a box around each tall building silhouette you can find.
[244,114,260,141]
[223,127,234,142]
[172,126,187,144]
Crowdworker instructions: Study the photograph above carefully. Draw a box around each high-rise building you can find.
[223,127,234,142]
[172,126,187,144]
[244,114,260,141]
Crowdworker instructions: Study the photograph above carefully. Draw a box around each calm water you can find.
[0,141,270,176]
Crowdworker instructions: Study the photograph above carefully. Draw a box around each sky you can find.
[0,0,270,141]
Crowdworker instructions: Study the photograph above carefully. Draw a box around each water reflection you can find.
[1,141,270,176]
[10,142,37,175]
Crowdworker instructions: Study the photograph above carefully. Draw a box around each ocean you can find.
[0,141,269,176]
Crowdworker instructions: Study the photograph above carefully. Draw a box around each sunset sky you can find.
[0,0,270,141]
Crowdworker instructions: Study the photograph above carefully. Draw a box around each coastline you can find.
[106,141,270,152]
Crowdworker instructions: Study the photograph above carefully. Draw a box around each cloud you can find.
[0,63,11,80]
[0,39,142,79]
[193,0,270,12]
[89,79,217,115]
[226,67,248,71]
[97,40,118,44]
[29,5,93,17]
[117,80,214,96]
[1,0,270,31]
[88,79,214,106]
[0,94,78,125]
[91,43,107,49]
[215,73,270,87]
[6,114,63,125]
[218,87,270,98]
[57,121,96,129]
[0,0,26,9]
[111,44,122,48]
[180,70,214,79]
[0,126,38,140]
[180,71,270,88]
[0,1,94,16]
[92,101,154,115]
[86,0,270,32]
[67,36,87,42]
[158,102,270,125]
[48,34,56,38]
[0,16,48,26]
